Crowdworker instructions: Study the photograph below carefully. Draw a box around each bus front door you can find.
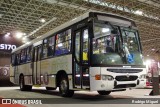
[74,29,90,89]
[33,46,41,85]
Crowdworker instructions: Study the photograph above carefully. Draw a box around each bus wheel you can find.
[46,87,56,90]
[97,91,111,95]
[19,75,32,91]
[59,77,74,97]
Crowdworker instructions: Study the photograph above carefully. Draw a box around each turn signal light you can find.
[95,74,101,80]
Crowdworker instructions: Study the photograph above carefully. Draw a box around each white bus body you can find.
[10,11,146,97]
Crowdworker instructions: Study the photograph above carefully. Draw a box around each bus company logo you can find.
[0,66,9,76]
[2,99,11,104]
[126,73,130,78]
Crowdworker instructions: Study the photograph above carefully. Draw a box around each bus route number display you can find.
[0,44,17,51]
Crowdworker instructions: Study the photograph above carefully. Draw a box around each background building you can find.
[0,34,23,84]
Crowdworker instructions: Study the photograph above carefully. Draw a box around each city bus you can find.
[10,11,146,97]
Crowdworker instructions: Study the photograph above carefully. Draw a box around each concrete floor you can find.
[0,86,160,107]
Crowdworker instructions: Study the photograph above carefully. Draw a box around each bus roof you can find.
[12,11,134,53]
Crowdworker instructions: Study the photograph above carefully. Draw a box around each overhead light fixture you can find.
[36,36,41,38]
[72,18,77,21]
[134,10,143,16]
[16,32,23,39]
[151,48,155,51]
[147,55,149,56]
[23,33,26,36]
[4,33,11,38]
[22,36,27,41]
[39,18,46,23]
[26,42,31,45]
[22,36,30,43]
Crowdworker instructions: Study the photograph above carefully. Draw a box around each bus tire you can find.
[59,77,74,97]
[19,75,32,91]
[97,91,111,95]
[46,87,56,90]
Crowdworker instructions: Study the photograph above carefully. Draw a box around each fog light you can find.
[107,76,114,81]
[102,75,107,80]
[102,75,114,81]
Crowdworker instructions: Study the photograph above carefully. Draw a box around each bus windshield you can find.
[92,22,143,65]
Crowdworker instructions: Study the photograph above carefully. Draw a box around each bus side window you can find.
[20,50,23,63]
[11,54,16,66]
[42,39,48,58]
[31,48,34,62]
[15,54,17,65]
[20,49,26,63]
[17,54,20,65]
[48,36,55,56]
[34,48,37,62]
[65,29,71,53]
[27,46,32,61]
[55,29,71,55]
[38,46,42,61]
[75,32,80,62]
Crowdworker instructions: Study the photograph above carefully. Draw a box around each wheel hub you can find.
[20,77,23,89]
[60,80,67,94]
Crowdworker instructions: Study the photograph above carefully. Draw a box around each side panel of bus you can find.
[18,63,32,85]
[40,55,72,88]
[10,65,15,83]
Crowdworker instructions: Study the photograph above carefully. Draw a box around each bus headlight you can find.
[102,75,114,81]
[139,74,146,79]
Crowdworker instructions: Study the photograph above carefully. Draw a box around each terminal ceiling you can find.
[0,0,159,60]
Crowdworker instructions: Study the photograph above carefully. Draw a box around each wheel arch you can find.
[19,73,24,84]
[56,70,68,87]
